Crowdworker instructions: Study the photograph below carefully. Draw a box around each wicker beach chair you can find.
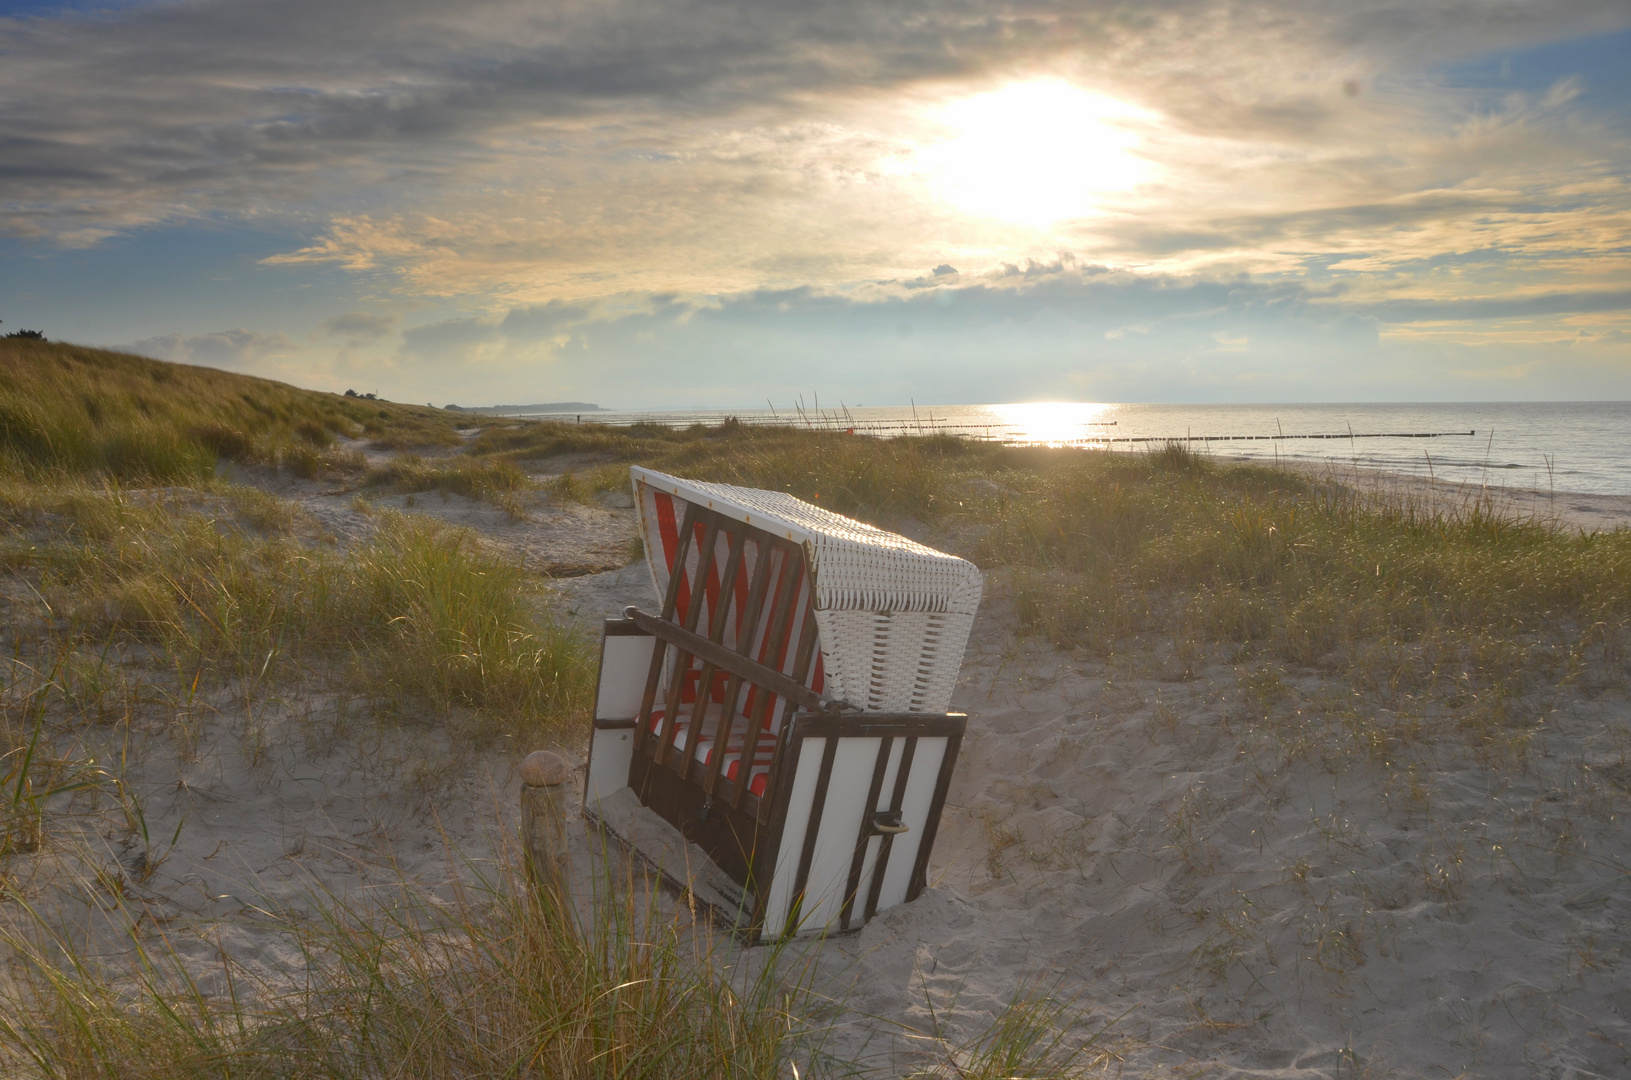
[584,467,982,941]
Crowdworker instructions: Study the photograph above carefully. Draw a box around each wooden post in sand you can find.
[519,750,572,916]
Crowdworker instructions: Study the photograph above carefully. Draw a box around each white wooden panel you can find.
[874,736,947,912]
[763,737,825,932]
[596,635,656,721]
[796,737,880,932]
[849,737,905,921]
[585,727,634,804]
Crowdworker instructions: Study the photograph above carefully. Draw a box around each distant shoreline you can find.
[443,402,603,415]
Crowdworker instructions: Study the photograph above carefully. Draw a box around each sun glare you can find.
[993,401,1115,444]
[917,80,1153,226]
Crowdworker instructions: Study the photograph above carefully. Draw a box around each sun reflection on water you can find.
[991,401,1116,445]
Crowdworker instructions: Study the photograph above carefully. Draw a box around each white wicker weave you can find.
[631,467,981,714]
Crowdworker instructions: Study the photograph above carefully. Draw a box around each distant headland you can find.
[441,402,604,415]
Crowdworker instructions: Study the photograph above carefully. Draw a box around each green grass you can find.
[0,339,462,483]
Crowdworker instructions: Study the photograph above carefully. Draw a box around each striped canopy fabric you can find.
[631,467,982,715]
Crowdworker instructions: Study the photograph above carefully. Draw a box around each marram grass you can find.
[0,858,811,1079]
[0,338,460,482]
[495,419,1630,751]
[0,479,592,735]
[5,347,1631,1077]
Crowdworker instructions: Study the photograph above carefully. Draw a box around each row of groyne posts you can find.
[533,411,1478,446]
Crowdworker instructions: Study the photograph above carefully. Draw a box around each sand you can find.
[806,581,1631,1076]
[7,459,1631,1077]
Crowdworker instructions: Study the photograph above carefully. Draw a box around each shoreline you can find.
[1229,454,1631,533]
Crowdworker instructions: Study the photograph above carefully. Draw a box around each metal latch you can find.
[871,810,909,835]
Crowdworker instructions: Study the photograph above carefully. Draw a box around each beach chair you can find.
[584,467,981,941]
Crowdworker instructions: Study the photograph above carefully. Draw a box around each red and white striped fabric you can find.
[633,467,979,715]
[646,706,777,798]
[639,476,826,725]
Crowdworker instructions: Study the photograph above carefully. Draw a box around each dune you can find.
[5,342,1630,1077]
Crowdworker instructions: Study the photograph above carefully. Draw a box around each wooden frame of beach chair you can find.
[584,467,982,942]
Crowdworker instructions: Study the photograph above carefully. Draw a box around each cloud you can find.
[124,328,295,370]
[320,310,399,344]
[3,0,1626,264]
[397,316,507,366]
[1347,288,1631,322]
[6,0,1630,407]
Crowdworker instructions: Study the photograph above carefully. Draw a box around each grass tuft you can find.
[362,455,528,503]
[348,514,591,719]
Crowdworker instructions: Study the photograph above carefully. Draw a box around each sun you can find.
[916,80,1154,226]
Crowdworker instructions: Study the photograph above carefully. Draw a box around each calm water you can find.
[515,402,1631,497]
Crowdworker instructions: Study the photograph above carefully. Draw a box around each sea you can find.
[509,401,1631,497]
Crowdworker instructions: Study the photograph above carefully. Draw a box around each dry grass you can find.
[0,480,592,735]
[0,859,812,1078]
[461,419,1631,758]
[6,348,1631,1075]
[361,454,530,507]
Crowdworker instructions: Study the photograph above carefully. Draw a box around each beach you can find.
[7,0,1628,1067]
[4,355,1630,1076]
[13,438,1630,1075]
[545,473,1631,1076]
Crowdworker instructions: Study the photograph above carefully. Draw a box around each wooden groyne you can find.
[1097,430,1476,444]
[504,408,1477,446]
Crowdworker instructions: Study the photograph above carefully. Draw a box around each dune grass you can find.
[0,845,1116,1078]
[502,420,1629,754]
[0,339,461,483]
[0,858,811,1079]
[0,479,592,735]
[360,454,532,519]
[5,348,1631,1075]
[971,443,1631,748]
[0,662,106,860]
[467,417,966,519]
[1,479,593,888]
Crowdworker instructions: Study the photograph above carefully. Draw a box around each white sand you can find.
[8,460,1631,1077]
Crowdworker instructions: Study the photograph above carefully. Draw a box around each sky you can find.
[1,0,1629,408]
